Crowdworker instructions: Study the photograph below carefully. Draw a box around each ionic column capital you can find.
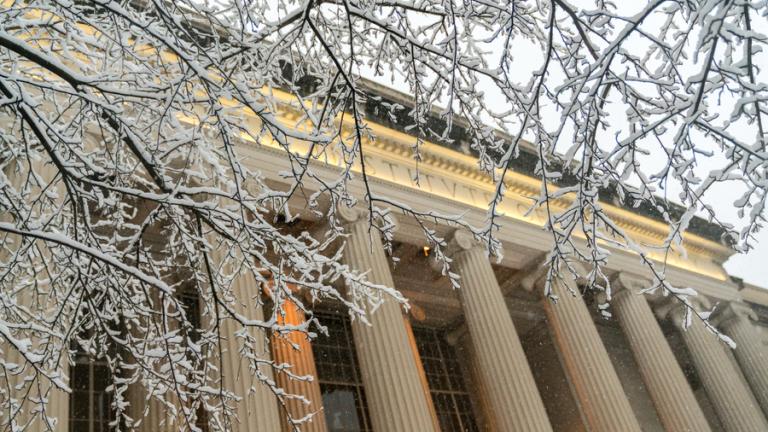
[519,261,548,292]
[337,205,399,227]
[610,273,674,307]
[654,294,712,324]
[711,301,757,329]
[611,272,649,295]
[445,229,481,256]
[337,204,365,224]
[443,229,509,285]
[517,258,588,294]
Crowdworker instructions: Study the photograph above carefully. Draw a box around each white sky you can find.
[725,230,768,287]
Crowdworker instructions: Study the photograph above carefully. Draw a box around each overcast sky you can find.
[725,231,768,287]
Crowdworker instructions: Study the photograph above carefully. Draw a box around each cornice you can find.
[264,89,733,263]
[739,283,768,308]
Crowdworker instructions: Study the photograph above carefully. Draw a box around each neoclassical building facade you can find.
[8,83,768,432]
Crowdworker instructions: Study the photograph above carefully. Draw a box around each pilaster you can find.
[402,315,441,432]
[270,289,327,432]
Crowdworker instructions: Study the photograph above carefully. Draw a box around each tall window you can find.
[70,351,114,432]
[413,327,479,432]
[312,313,372,432]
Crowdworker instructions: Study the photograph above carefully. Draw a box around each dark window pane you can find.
[178,287,203,342]
[322,384,363,431]
[94,365,110,389]
[69,351,114,431]
[71,419,89,430]
[72,364,89,390]
[72,390,90,419]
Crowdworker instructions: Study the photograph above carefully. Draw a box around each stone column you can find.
[402,316,441,432]
[43,390,69,432]
[611,273,710,432]
[0,321,70,432]
[217,271,281,431]
[713,302,768,418]
[0,160,69,432]
[338,207,436,432]
[270,293,327,432]
[665,299,768,431]
[2,381,70,432]
[455,330,496,431]
[446,230,553,432]
[534,267,642,432]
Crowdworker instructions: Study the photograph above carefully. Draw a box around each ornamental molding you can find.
[711,302,758,328]
[611,272,651,294]
[654,294,713,323]
[265,90,733,265]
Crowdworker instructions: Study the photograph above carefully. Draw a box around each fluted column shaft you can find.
[1,161,69,432]
[218,272,281,431]
[612,277,710,432]
[340,211,435,432]
[716,303,768,418]
[271,297,328,432]
[542,278,642,432]
[459,331,496,431]
[402,316,441,432]
[47,390,69,432]
[449,231,552,432]
[1,369,70,432]
[675,310,768,431]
